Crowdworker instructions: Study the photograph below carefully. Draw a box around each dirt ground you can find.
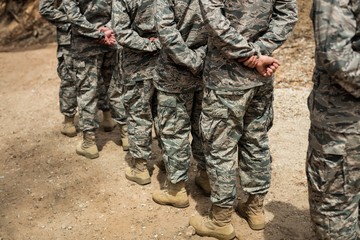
[0,1,317,239]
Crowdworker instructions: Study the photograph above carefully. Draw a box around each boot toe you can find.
[76,144,99,159]
[189,216,236,240]
[125,167,151,185]
[152,189,189,208]
[61,126,77,137]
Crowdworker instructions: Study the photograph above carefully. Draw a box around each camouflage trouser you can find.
[97,50,116,112]
[108,50,127,125]
[200,85,273,208]
[156,90,206,184]
[307,126,360,240]
[57,45,77,117]
[123,80,155,160]
[73,51,115,132]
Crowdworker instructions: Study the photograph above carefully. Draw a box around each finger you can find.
[266,68,273,75]
[269,65,276,71]
[271,63,279,69]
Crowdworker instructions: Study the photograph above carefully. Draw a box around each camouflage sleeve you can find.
[39,0,69,26]
[199,0,256,60]
[62,0,103,39]
[253,0,298,55]
[313,0,360,98]
[155,0,205,74]
[112,0,160,52]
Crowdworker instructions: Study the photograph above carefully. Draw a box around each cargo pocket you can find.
[200,90,229,144]
[157,93,177,135]
[73,60,87,91]
[307,130,346,194]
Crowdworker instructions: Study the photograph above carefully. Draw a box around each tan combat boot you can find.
[120,124,129,151]
[102,110,117,132]
[125,158,151,185]
[76,131,99,159]
[61,116,77,137]
[152,181,189,208]
[195,169,211,196]
[189,205,236,240]
[236,194,266,230]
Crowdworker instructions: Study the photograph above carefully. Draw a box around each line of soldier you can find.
[39,0,359,239]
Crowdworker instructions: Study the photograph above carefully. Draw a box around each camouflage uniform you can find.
[307,0,360,238]
[62,0,117,132]
[199,0,297,208]
[154,0,208,183]
[112,0,160,160]
[39,0,77,118]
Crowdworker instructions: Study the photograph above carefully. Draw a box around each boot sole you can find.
[76,149,99,159]
[61,131,77,138]
[236,208,265,231]
[191,223,236,240]
[152,197,189,208]
[125,175,151,185]
[196,231,236,240]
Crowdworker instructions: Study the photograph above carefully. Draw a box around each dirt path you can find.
[0,44,315,240]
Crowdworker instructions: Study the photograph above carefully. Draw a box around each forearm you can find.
[199,0,255,59]
[62,0,102,39]
[39,0,69,26]
[112,0,159,52]
[118,32,160,52]
[161,43,206,74]
[156,0,205,72]
[254,0,298,55]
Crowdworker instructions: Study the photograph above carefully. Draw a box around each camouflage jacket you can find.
[112,0,160,85]
[308,0,360,134]
[39,0,71,45]
[200,0,297,91]
[62,0,114,56]
[154,0,208,93]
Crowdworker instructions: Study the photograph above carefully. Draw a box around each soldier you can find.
[306,0,360,239]
[150,0,209,208]
[62,0,125,159]
[39,0,127,145]
[39,0,78,137]
[112,0,161,185]
[189,0,297,238]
